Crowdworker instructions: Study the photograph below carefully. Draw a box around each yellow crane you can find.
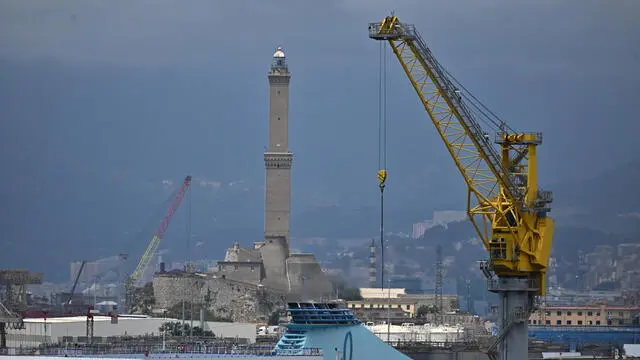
[369,15,555,360]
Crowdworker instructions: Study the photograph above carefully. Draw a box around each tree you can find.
[159,321,215,337]
[267,311,280,326]
[417,305,437,317]
[129,282,155,315]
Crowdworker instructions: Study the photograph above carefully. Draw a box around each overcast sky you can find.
[1,1,639,274]
[2,0,638,181]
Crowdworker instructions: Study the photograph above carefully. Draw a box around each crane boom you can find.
[372,20,520,207]
[66,260,86,305]
[129,175,192,287]
[369,15,555,360]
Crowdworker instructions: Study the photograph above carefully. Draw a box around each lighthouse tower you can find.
[261,47,293,286]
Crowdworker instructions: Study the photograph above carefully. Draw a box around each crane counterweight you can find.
[369,15,555,360]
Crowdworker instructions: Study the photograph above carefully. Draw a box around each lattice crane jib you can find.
[368,16,554,296]
[129,175,192,288]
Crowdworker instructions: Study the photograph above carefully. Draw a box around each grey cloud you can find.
[6,0,638,70]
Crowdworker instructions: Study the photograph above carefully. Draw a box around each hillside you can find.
[551,159,640,234]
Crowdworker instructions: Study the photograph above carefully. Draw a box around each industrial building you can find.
[345,288,458,319]
[529,305,640,326]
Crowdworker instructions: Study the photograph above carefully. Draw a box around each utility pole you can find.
[466,280,472,314]
[386,277,391,343]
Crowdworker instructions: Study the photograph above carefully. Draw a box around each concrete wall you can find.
[217,262,263,284]
[4,317,256,348]
[153,274,286,323]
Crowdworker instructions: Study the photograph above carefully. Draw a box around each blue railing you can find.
[529,325,640,345]
[286,303,360,325]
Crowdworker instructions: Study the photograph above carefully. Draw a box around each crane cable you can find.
[377,41,388,290]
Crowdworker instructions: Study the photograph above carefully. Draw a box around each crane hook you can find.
[377,169,387,192]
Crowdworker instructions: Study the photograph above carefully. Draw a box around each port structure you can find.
[369,15,555,360]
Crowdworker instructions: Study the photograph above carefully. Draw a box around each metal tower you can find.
[435,244,444,323]
[369,239,377,288]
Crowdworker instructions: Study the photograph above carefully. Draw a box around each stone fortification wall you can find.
[217,262,264,284]
[259,236,289,291]
[153,273,286,323]
[285,254,333,301]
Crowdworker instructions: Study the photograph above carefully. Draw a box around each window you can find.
[566,320,572,325]
[567,311,572,316]
[545,320,551,325]
[577,312,582,316]
[619,320,624,325]
[587,311,593,316]
[556,320,561,325]
[250,265,255,271]
[588,320,593,325]
[577,320,583,325]
[596,312,601,316]
[369,304,373,308]
[557,311,562,316]
[619,312,624,317]
[406,305,410,310]
[533,320,537,324]
[397,305,401,309]
[596,320,600,325]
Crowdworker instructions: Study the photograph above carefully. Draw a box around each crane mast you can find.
[369,16,555,360]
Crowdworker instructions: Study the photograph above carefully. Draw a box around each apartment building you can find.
[529,305,640,326]
[346,288,459,319]
[347,298,419,317]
